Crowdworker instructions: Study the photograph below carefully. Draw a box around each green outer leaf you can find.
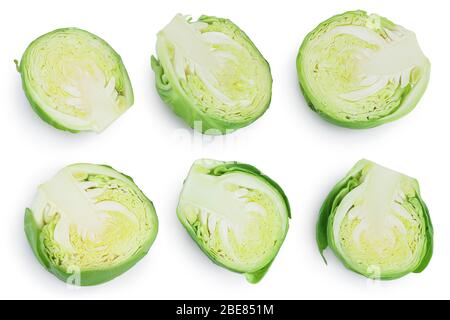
[316,160,433,280]
[152,15,272,135]
[25,208,48,268]
[151,56,227,132]
[411,188,434,274]
[245,260,274,284]
[317,175,361,263]
[19,68,80,133]
[209,162,291,219]
[18,28,134,133]
[24,164,158,286]
[177,161,290,283]
[296,10,431,129]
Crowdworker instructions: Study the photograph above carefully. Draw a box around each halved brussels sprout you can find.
[317,160,433,280]
[297,11,430,128]
[25,164,158,286]
[177,159,290,283]
[18,28,134,133]
[152,15,272,134]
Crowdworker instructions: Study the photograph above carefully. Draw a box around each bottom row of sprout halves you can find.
[24,159,433,286]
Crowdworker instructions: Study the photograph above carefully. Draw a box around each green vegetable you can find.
[177,159,290,283]
[152,15,272,134]
[25,164,158,286]
[317,159,433,280]
[297,11,430,128]
[18,28,134,133]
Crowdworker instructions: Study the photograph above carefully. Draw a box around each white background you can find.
[0,0,448,300]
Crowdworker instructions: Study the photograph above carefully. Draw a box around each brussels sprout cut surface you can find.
[25,164,158,286]
[177,159,290,283]
[18,28,134,133]
[317,160,433,280]
[297,11,430,128]
[152,15,272,134]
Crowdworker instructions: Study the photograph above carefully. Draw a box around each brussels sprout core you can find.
[152,15,272,134]
[317,160,433,280]
[18,28,134,133]
[297,11,430,128]
[177,159,290,283]
[25,164,158,286]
